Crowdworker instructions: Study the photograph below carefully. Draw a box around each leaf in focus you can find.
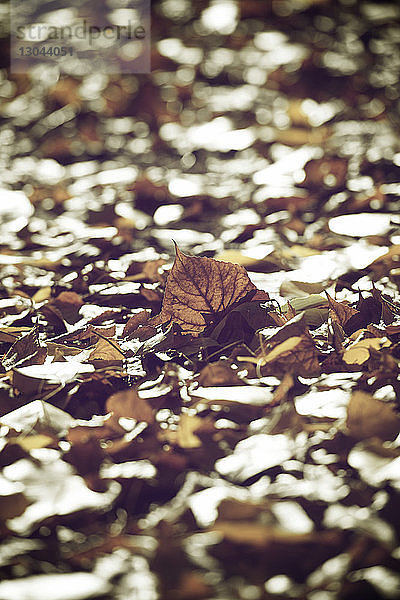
[346,390,400,441]
[153,245,257,335]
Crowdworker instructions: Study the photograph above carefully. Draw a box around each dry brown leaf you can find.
[196,362,242,387]
[123,310,150,337]
[51,291,84,324]
[346,390,400,441]
[153,245,256,335]
[326,292,359,326]
[106,389,155,428]
[241,332,320,377]
[2,327,45,371]
[89,337,125,368]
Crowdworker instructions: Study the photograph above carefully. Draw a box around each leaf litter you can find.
[1,1,400,599]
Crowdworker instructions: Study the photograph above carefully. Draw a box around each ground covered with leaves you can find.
[1,0,400,599]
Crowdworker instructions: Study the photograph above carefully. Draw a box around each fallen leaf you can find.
[280,280,326,297]
[213,248,274,268]
[0,489,29,521]
[31,287,52,304]
[0,327,31,343]
[12,362,94,395]
[153,245,257,335]
[243,332,321,377]
[282,294,328,313]
[368,245,400,278]
[2,327,44,371]
[343,337,391,365]
[106,389,155,427]
[51,291,84,324]
[88,337,125,368]
[326,292,359,327]
[165,413,203,448]
[346,390,400,441]
[123,309,150,337]
[126,258,166,283]
[196,363,242,387]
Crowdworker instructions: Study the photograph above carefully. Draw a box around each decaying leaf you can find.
[153,245,257,334]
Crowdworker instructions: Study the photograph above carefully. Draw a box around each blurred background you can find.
[0,0,399,288]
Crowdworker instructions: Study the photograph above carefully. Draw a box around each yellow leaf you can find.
[166,413,202,448]
[343,338,391,365]
[32,287,52,304]
[13,434,53,450]
[213,249,273,268]
[263,336,303,363]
